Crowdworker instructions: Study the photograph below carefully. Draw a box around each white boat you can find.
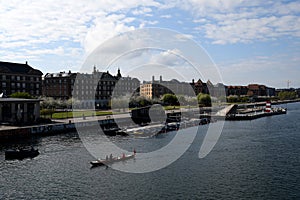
[90,153,135,167]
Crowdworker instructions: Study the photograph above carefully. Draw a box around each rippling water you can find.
[1,103,300,199]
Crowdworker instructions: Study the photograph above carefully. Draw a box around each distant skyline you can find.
[1,1,299,88]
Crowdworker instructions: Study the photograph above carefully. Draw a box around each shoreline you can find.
[0,99,299,141]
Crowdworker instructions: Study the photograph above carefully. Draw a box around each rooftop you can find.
[0,61,43,75]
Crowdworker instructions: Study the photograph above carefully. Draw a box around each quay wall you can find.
[0,119,115,141]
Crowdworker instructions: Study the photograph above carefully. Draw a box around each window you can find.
[22,83,26,88]
[2,82,6,87]
[36,84,39,88]
[17,76,20,81]
[2,75,6,80]
[11,76,15,80]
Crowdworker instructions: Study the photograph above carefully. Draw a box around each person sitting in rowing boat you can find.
[109,154,113,160]
[106,155,108,160]
[122,153,125,158]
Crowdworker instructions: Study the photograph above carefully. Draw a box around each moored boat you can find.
[5,148,39,160]
[90,152,136,167]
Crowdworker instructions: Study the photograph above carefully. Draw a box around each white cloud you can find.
[174,0,300,44]
[161,15,172,19]
[150,49,186,66]
[0,0,162,55]
[132,7,153,15]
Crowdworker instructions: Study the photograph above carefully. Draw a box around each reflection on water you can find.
[1,103,300,199]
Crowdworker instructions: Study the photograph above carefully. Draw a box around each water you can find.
[1,103,300,199]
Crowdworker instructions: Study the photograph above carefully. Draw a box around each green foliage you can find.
[278,91,297,100]
[161,93,178,106]
[10,92,33,99]
[227,96,238,103]
[40,109,55,118]
[227,95,249,103]
[197,93,211,107]
[177,95,187,105]
[129,96,152,107]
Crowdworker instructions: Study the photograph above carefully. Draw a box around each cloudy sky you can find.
[1,0,299,88]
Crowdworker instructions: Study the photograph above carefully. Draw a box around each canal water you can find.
[1,103,299,199]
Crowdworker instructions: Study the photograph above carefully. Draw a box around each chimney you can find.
[160,75,162,82]
[152,76,155,82]
[25,61,28,65]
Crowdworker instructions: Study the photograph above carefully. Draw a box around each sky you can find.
[0,0,299,88]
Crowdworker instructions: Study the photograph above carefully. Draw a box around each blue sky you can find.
[0,0,299,88]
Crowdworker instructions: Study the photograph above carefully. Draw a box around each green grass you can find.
[42,110,114,119]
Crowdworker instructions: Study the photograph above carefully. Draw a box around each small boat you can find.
[90,153,135,167]
[5,147,39,160]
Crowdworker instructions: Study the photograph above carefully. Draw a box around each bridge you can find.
[215,104,238,116]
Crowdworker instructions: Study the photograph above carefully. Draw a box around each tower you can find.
[265,100,271,113]
[117,68,122,78]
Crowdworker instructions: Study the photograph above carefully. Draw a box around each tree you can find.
[278,91,297,100]
[197,93,211,107]
[227,95,238,103]
[161,94,178,106]
[10,92,33,99]
[177,95,187,105]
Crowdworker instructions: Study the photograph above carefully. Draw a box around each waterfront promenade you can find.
[0,99,298,140]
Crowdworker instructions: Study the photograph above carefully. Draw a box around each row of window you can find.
[1,75,40,82]
[2,82,40,88]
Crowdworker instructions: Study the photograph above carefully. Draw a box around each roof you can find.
[44,71,77,78]
[0,61,43,75]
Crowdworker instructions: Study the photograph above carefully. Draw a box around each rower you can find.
[109,154,113,160]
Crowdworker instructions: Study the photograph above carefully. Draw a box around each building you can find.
[190,79,208,95]
[140,76,194,99]
[113,76,140,97]
[43,71,77,99]
[46,67,140,109]
[0,98,41,124]
[247,84,267,96]
[0,61,43,97]
[227,85,248,96]
[206,80,227,98]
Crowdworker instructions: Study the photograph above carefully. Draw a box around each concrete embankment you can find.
[0,117,116,141]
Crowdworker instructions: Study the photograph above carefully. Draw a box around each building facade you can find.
[227,85,248,96]
[190,79,208,95]
[43,71,77,99]
[0,98,40,124]
[0,61,43,97]
[44,67,140,109]
[140,76,194,99]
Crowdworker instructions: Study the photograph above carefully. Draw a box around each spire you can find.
[117,68,121,78]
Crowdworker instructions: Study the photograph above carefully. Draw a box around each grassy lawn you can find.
[42,110,114,119]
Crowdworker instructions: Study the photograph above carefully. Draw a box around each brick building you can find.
[44,67,140,109]
[0,61,43,97]
[190,79,208,95]
[43,71,76,99]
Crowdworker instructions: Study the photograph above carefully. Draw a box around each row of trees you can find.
[8,91,299,111]
[160,93,212,107]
